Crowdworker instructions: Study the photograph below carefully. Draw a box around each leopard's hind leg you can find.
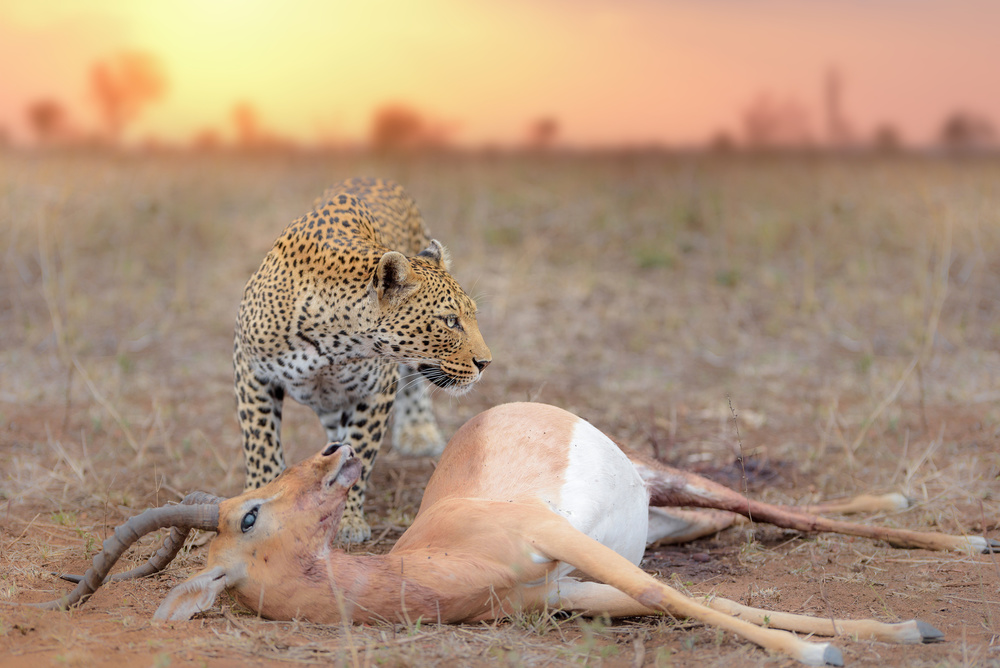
[390,363,446,456]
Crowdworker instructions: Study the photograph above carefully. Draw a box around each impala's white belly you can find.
[544,418,649,571]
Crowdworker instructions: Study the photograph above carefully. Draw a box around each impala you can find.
[27,403,997,666]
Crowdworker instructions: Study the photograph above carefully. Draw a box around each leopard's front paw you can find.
[336,511,372,543]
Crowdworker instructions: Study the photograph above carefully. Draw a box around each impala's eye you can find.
[444,315,458,329]
[241,507,259,533]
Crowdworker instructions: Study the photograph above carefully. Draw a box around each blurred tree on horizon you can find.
[232,102,261,148]
[526,116,559,150]
[939,110,995,153]
[192,128,222,152]
[26,99,69,144]
[742,92,814,151]
[871,123,903,153]
[370,103,454,153]
[90,51,167,143]
[371,104,426,153]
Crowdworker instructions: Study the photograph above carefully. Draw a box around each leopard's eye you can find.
[241,507,259,533]
[444,315,458,329]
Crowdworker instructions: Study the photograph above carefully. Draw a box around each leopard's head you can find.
[369,240,490,394]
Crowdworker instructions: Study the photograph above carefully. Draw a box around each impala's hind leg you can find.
[624,447,999,554]
[794,492,911,515]
[646,496,912,546]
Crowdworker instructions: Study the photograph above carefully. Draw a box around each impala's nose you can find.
[322,442,345,456]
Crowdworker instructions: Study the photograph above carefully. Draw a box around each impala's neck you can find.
[331,552,469,624]
[237,541,540,625]
[234,549,448,624]
[232,550,384,623]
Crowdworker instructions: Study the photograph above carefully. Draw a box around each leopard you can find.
[234,177,491,542]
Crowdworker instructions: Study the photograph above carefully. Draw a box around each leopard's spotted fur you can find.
[234,178,491,541]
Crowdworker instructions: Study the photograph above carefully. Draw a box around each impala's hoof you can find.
[961,536,1000,554]
[882,492,913,511]
[56,572,84,584]
[802,643,843,667]
[822,645,844,666]
[917,621,945,643]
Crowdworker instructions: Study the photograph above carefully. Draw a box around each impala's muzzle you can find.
[320,442,362,490]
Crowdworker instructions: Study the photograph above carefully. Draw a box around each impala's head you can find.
[154,442,362,621]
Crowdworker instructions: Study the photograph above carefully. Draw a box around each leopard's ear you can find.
[417,239,451,272]
[374,251,421,308]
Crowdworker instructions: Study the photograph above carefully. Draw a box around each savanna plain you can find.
[0,151,998,667]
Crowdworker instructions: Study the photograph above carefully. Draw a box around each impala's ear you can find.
[417,239,451,271]
[154,565,230,621]
[374,251,421,308]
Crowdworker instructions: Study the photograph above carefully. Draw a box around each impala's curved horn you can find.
[59,492,227,586]
[34,492,223,611]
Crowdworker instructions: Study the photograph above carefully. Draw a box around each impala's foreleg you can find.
[625,448,999,554]
[646,507,741,545]
[703,595,942,644]
[530,579,941,646]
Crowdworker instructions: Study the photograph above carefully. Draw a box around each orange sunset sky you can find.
[1,0,998,148]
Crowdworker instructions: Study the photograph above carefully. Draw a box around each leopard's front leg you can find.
[235,334,286,490]
[316,364,399,543]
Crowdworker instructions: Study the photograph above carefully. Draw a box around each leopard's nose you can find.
[474,358,491,373]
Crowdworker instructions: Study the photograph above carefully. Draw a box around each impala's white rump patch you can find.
[550,417,649,567]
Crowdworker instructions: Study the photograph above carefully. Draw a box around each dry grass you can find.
[1,150,998,666]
